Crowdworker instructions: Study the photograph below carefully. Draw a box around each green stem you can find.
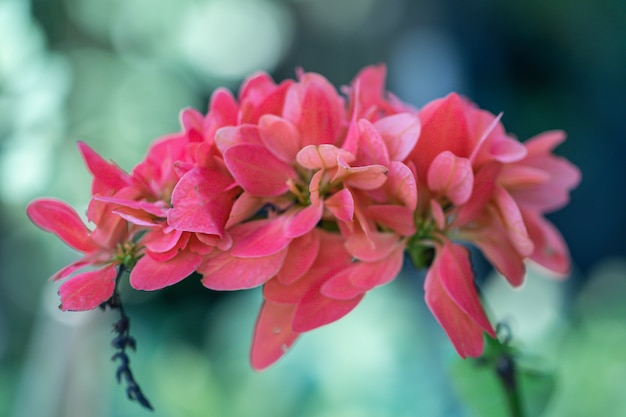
[488,335,525,417]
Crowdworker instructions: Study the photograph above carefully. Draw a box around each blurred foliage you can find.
[1,0,625,415]
[451,335,556,417]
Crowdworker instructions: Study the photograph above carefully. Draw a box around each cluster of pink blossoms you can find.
[27,65,580,370]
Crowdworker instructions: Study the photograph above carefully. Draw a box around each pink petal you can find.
[435,241,494,336]
[239,72,291,124]
[51,259,91,282]
[284,203,323,239]
[386,161,417,210]
[467,217,526,287]
[454,162,499,227]
[427,151,474,205]
[373,113,421,161]
[130,250,202,290]
[424,264,487,358]
[223,144,295,196]
[345,230,399,262]
[203,88,239,138]
[524,210,571,277]
[348,64,387,115]
[494,187,534,257]
[320,267,364,300]
[200,249,287,290]
[430,199,446,230]
[230,219,291,258]
[92,194,165,225]
[356,119,390,166]
[508,156,581,212]
[250,300,300,371]
[215,125,263,154]
[77,141,131,193]
[410,93,472,179]
[168,167,237,236]
[143,228,184,254]
[264,231,352,303]
[226,193,263,228]
[277,232,320,285]
[365,204,415,236]
[489,136,527,163]
[523,130,566,156]
[292,285,364,332]
[497,165,550,189]
[59,266,117,311]
[468,110,504,163]
[258,115,302,163]
[27,198,98,253]
[343,164,389,190]
[296,144,355,170]
[283,72,344,146]
[349,245,404,290]
[324,188,354,223]
[181,108,205,141]
[112,206,160,227]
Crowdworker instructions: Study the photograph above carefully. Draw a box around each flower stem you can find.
[101,265,153,411]
[486,331,525,417]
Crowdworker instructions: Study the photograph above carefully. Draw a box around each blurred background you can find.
[1,0,625,415]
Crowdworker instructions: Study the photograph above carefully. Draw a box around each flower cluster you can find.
[27,65,580,370]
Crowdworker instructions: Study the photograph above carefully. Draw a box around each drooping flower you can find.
[26,143,137,311]
[403,92,579,356]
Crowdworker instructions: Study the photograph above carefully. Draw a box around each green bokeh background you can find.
[1,0,624,415]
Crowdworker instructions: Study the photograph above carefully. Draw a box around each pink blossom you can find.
[26,140,147,310]
[27,64,581,371]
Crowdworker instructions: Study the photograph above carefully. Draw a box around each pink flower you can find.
[424,239,495,357]
[402,93,579,355]
[199,68,407,291]
[27,64,581,371]
[26,144,137,311]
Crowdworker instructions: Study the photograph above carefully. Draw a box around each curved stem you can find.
[102,265,153,411]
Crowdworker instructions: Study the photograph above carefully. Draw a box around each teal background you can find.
[1,0,624,415]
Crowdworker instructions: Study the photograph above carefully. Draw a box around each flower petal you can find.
[168,167,237,236]
[277,232,320,285]
[27,198,98,253]
[284,202,323,238]
[356,119,390,167]
[200,249,287,290]
[130,250,202,291]
[494,187,534,257]
[223,144,295,196]
[230,219,291,258]
[283,72,344,146]
[365,204,415,236]
[349,245,404,290]
[427,151,474,205]
[373,113,421,161]
[296,144,355,170]
[424,263,487,358]
[435,241,494,336]
[324,188,354,223]
[524,210,571,277]
[345,230,399,262]
[59,266,117,311]
[386,161,417,210]
[320,267,364,300]
[292,285,364,332]
[250,300,300,371]
[77,141,131,194]
[342,164,389,190]
[258,115,302,163]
